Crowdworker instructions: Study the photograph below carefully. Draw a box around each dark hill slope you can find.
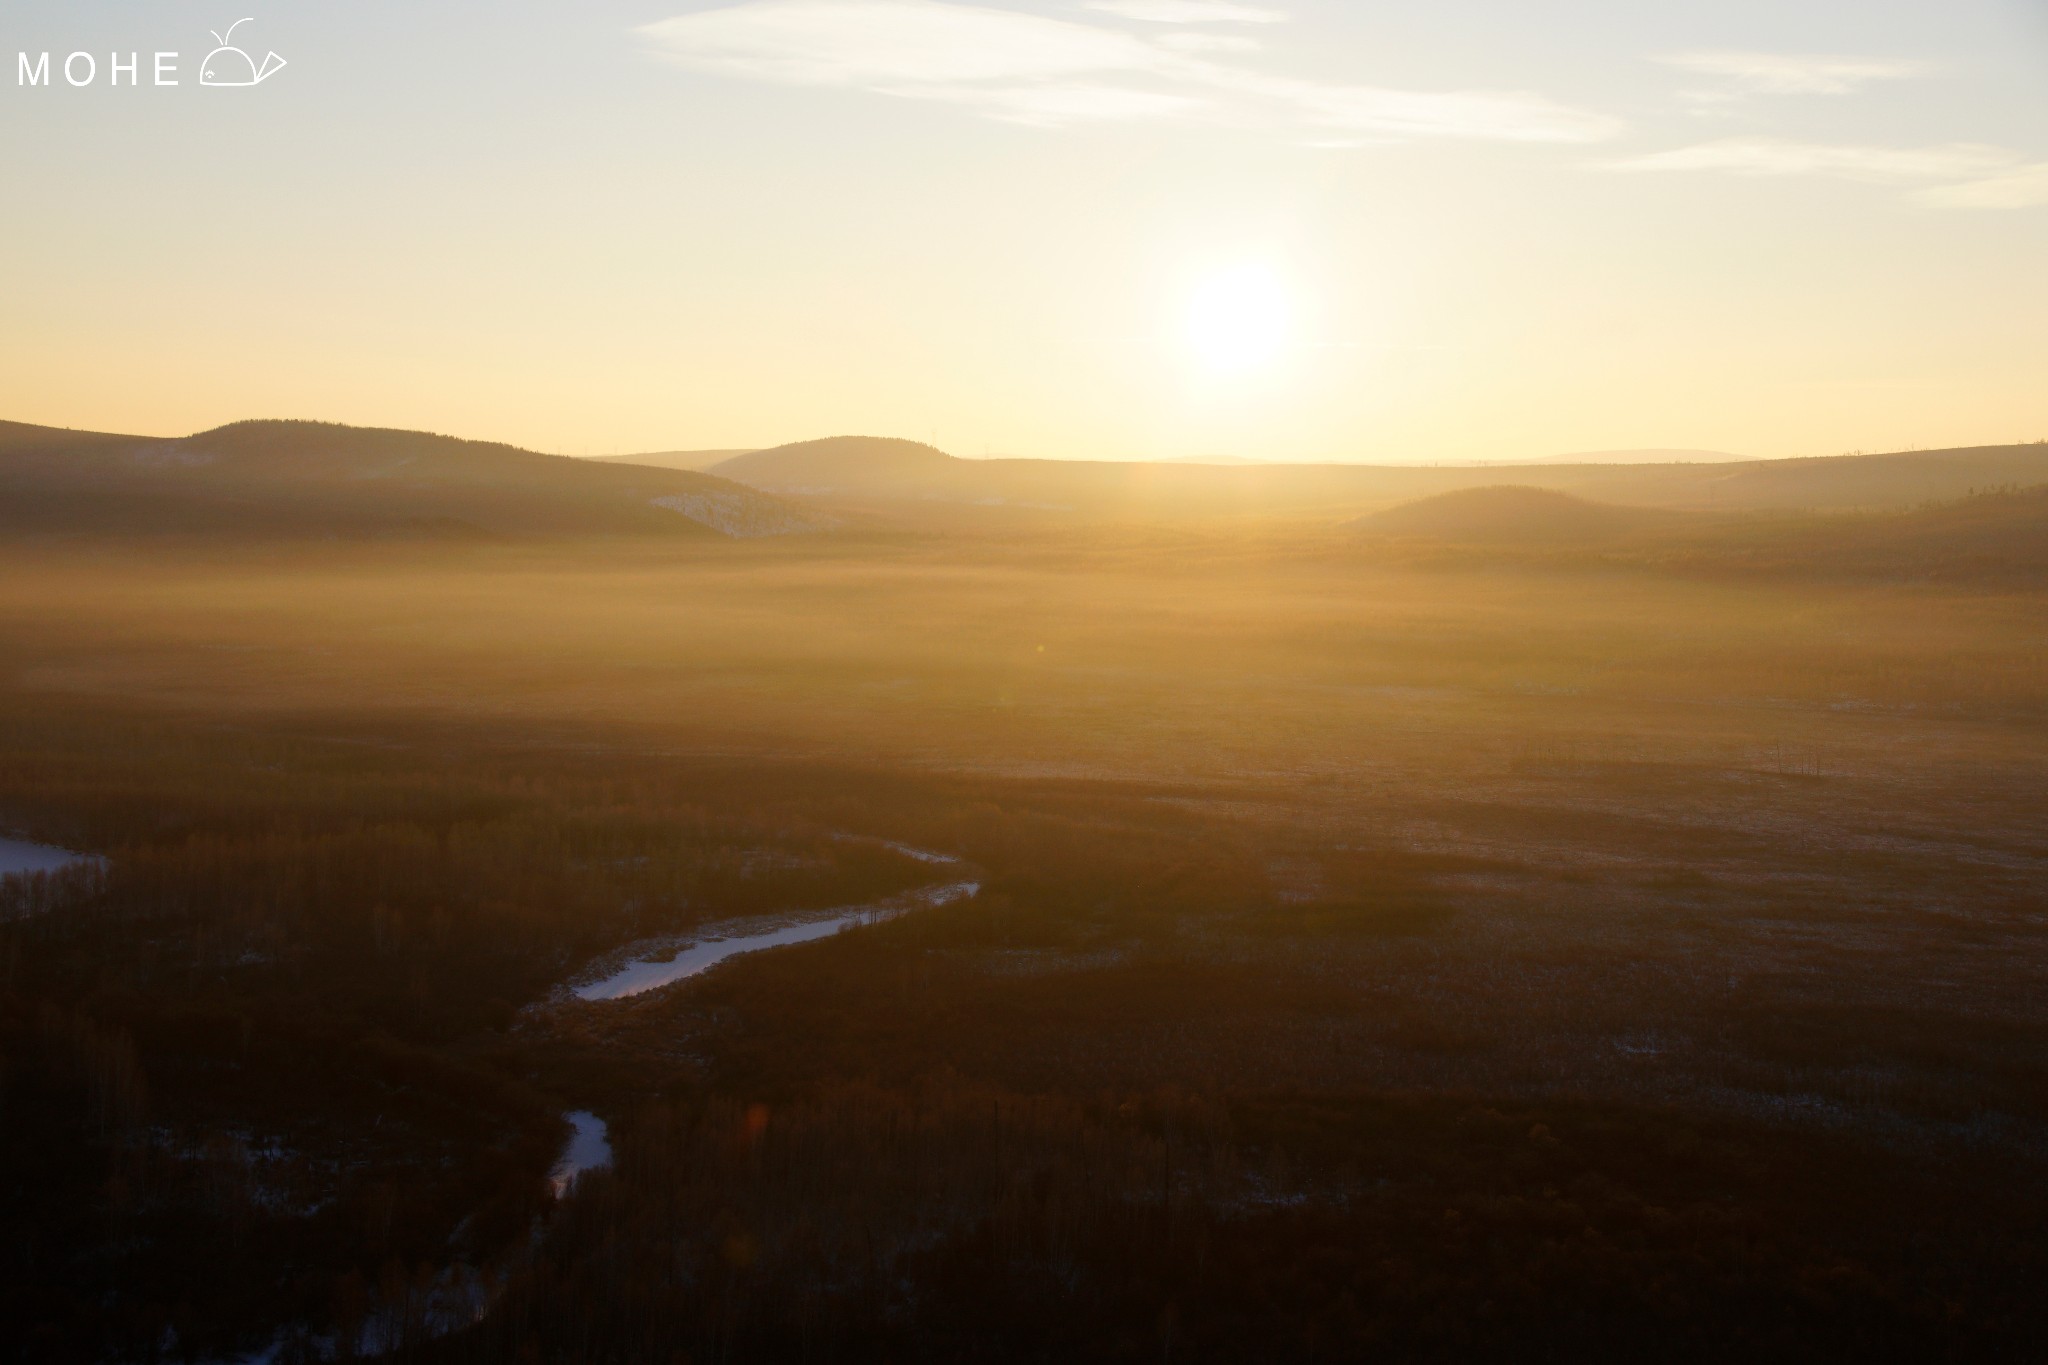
[0,419,157,455]
[1348,486,1687,543]
[1711,485,2048,583]
[1537,444,2048,513]
[1347,484,2048,584]
[0,420,821,540]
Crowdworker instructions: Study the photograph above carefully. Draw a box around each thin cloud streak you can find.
[638,0,1621,140]
[1082,0,1286,22]
[891,81,1208,123]
[1658,50,1928,97]
[1158,33,1265,54]
[1221,67,1618,144]
[639,2,1159,88]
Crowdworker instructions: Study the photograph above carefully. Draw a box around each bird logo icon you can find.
[199,18,286,87]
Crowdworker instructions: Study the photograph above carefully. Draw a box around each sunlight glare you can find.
[1185,264,1292,375]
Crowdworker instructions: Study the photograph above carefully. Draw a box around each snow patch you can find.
[649,492,823,538]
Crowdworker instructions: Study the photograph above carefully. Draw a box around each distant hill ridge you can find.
[0,419,822,540]
[1346,482,2048,583]
[590,449,758,472]
[1470,448,1743,467]
[707,435,2048,518]
[8,418,2046,537]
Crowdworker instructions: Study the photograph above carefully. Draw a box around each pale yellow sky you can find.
[3,1,2044,462]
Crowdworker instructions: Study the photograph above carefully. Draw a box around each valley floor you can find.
[0,529,2043,1361]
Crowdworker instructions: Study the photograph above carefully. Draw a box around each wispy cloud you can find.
[1157,32,1264,54]
[1604,137,2048,209]
[1607,137,2018,183]
[1661,50,1929,96]
[640,2,1158,90]
[1236,71,1617,144]
[638,1,1620,140]
[1082,0,1285,22]
[1657,50,1928,98]
[1920,163,2048,210]
[896,81,1207,124]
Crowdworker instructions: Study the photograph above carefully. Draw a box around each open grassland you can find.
[3,530,2042,764]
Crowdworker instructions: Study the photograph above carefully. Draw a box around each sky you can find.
[2,0,2045,463]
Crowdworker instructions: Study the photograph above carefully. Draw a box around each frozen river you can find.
[0,837,94,877]
[574,879,981,1002]
[549,1111,614,1196]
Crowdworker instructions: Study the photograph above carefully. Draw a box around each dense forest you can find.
[0,693,943,1360]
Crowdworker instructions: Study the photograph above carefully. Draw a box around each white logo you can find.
[198,19,285,87]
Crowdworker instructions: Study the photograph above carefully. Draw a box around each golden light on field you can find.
[1184,264,1293,376]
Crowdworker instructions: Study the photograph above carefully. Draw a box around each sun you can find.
[1185,264,1293,375]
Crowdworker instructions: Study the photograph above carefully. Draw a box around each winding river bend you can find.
[554,850,979,1218]
[574,878,981,1002]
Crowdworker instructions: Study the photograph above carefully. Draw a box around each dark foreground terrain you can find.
[2,430,2045,1363]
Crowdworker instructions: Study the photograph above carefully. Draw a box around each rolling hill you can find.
[710,437,960,493]
[0,420,823,540]
[1347,486,1690,543]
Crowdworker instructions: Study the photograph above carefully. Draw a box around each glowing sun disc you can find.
[1186,265,1292,374]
